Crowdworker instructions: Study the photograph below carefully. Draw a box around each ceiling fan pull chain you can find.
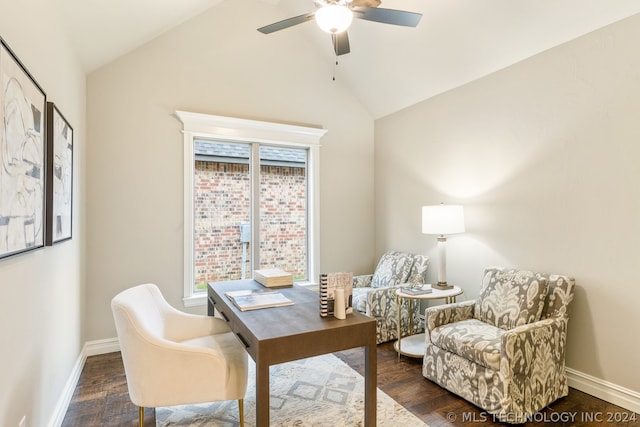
[332,33,336,81]
[333,48,337,80]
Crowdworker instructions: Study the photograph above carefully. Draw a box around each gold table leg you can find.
[396,294,401,361]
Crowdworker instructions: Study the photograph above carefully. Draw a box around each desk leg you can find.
[364,342,377,427]
[256,359,269,426]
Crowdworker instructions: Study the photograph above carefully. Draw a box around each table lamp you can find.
[422,203,465,290]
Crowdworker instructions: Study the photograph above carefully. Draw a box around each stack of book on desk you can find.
[254,268,293,288]
[225,289,294,311]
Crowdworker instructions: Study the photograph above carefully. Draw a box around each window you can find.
[176,111,326,306]
[193,141,308,285]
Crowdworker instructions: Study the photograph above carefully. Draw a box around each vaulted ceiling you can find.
[57,0,640,118]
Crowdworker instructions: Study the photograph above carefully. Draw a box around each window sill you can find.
[183,293,207,308]
[297,281,318,288]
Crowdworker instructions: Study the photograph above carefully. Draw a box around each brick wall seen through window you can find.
[193,161,307,287]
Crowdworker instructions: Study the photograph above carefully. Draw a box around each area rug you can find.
[156,353,427,426]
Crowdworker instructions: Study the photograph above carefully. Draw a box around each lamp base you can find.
[432,282,454,290]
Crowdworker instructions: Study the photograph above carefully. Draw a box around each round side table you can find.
[394,285,463,360]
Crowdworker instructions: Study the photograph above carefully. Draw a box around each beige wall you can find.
[0,0,86,426]
[376,13,640,396]
[85,0,375,340]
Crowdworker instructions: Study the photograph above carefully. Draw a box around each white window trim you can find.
[175,111,327,307]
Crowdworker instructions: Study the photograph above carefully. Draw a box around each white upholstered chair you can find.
[111,283,248,427]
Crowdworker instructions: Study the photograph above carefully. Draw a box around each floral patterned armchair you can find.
[352,250,430,344]
[422,267,575,423]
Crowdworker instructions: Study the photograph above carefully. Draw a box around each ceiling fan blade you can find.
[332,31,351,56]
[351,0,381,7]
[353,7,422,27]
[257,13,315,34]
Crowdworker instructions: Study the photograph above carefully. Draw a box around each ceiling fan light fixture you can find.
[315,5,353,34]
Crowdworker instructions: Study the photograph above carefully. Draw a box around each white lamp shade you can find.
[422,204,465,235]
[315,5,353,33]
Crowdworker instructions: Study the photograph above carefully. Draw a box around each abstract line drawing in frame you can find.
[0,37,47,260]
[45,102,73,245]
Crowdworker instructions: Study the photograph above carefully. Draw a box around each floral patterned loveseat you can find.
[422,267,575,423]
[352,250,429,344]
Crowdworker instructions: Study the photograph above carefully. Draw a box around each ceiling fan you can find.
[257,0,422,56]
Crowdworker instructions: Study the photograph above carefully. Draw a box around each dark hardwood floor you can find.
[62,342,639,426]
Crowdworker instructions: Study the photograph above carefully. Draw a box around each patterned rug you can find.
[156,353,427,426]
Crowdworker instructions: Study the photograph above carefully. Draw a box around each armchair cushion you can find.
[370,251,413,288]
[431,319,504,371]
[474,267,549,330]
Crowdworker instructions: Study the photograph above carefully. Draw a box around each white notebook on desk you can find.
[225,289,294,311]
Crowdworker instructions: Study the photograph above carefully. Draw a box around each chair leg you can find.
[139,406,144,427]
[238,399,244,427]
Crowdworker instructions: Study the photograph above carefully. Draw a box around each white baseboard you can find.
[47,346,86,427]
[85,337,121,356]
[567,368,640,414]
[47,338,121,427]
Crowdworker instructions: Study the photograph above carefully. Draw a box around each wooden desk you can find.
[208,280,377,426]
